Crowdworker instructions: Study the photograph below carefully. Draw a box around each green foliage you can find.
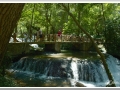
[104,17,120,56]
[15,3,120,56]
[17,3,119,36]
[0,52,17,87]
[0,76,17,87]
[0,51,12,76]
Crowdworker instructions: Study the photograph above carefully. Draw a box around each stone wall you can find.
[44,43,61,52]
[7,43,31,56]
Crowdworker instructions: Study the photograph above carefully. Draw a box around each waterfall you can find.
[68,58,78,86]
[8,54,120,87]
[71,60,78,80]
[106,55,120,86]
[10,57,71,79]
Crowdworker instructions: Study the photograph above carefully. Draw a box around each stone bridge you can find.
[8,34,104,56]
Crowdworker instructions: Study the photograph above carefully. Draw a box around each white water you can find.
[106,55,120,87]
[76,54,120,87]
[70,58,79,86]
[65,54,120,87]
[8,54,120,87]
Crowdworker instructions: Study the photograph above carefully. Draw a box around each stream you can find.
[7,50,120,87]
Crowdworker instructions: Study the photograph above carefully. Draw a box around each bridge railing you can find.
[35,34,92,43]
[9,34,104,44]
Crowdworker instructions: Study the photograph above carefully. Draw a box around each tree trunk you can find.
[77,4,81,35]
[44,4,49,40]
[0,4,25,66]
[61,3,116,87]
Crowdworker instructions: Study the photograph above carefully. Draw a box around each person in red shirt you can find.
[57,30,62,41]
[58,30,61,37]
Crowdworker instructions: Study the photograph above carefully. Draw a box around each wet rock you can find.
[75,82,86,87]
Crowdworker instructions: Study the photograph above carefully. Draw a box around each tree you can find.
[0,4,25,67]
[61,3,116,87]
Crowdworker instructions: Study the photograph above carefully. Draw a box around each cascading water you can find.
[69,58,79,86]
[7,54,120,87]
[105,55,120,86]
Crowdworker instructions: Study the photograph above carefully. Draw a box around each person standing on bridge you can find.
[57,29,62,41]
[11,32,19,42]
[36,28,42,42]
[39,28,43,41]
[36,29,39,42]
[36,28,43,42]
